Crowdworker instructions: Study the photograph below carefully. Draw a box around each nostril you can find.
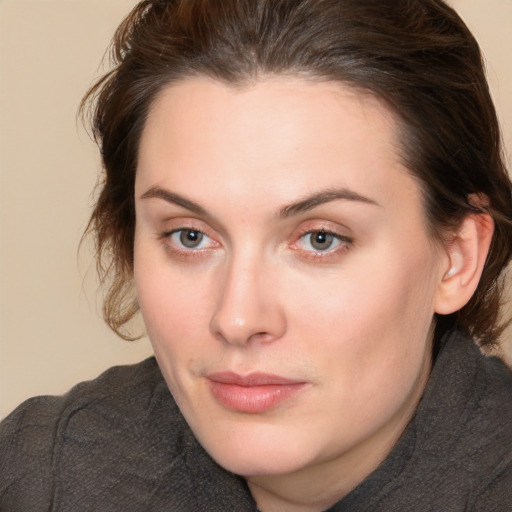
[247,331,279,345]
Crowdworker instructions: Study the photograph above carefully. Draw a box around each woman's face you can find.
[134,77,448,496]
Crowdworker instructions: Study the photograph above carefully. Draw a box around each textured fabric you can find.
[0,359,256,512]
[1,330,512,511]
[329,330,512,512]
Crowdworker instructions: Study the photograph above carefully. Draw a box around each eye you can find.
[169,229,214,250]
[298,230,344,252]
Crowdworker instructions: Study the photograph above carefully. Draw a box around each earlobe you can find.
[434,212,494,315]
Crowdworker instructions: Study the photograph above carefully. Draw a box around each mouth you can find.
[206,371,308,413]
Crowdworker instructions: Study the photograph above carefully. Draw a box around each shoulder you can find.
[469,452,512,511]
[423,331,512,508]
[1,356,174,448]
[365,331,512,511]
[0,357,189,510]
[466,338,512,452]
[466,344,512,509]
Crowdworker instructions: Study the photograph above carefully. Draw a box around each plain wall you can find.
[1,0,511,419]
[0,0,153,420]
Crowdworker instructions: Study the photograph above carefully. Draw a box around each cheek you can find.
[136,270,211,345]
[133,237,212,358]
[285,243,439,382]
[288,265,435,436]
[290,254,435,340]
[134,257,215,412]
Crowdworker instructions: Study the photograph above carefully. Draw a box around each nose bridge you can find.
[210,246,285,346]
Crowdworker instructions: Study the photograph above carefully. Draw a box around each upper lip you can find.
[207,371,304,386]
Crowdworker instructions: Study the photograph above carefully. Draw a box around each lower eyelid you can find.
[158,226,352,259]
[160,228,221,257]
[304,241,351,259]
[291,238,352,260]
[297,230,351,245]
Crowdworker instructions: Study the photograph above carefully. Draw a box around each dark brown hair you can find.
[82,0,512,345]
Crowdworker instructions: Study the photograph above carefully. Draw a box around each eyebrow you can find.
[140,186,208,216]
[279,187,380,217]
[140,185,380,218]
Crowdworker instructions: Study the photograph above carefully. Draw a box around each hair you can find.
[81,0,512,346]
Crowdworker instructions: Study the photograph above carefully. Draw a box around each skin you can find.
[133,77,452,511]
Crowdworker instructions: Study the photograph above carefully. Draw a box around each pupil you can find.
[312,231,333,250]
[180,230,203,248]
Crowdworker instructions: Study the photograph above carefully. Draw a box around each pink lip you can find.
[207,372,308,413]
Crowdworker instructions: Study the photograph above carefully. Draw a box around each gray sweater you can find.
[1,330,512,511]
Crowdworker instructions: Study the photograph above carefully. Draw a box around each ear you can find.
[434,211,494,315]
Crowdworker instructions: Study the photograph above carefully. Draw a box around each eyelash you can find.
[291,228,353,263]
[159,227,217,261]
[159,226,353,263]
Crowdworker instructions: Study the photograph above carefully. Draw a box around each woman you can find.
[1,0,512,510]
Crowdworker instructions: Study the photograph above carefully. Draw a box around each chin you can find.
[195,421,316,477]
[215,448,311,478]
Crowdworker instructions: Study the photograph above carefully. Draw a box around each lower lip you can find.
[208,381,307,413]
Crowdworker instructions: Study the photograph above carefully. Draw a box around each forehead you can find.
[136,76,420,216]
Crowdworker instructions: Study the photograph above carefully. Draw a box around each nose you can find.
[209,254,287,347]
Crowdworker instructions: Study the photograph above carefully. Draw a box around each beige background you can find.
[1,0,511,419]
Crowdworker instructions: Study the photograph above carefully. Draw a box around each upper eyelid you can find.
[296,230,352,247]
[158,219,353,245]
[300,228,348,237]
[290,227,354,256]
[165,226,207,236]
[168,227,212,241]
[159,219,211,236]
[294,223,353,240]
[157,216,228,240]
[163,228,219,253]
